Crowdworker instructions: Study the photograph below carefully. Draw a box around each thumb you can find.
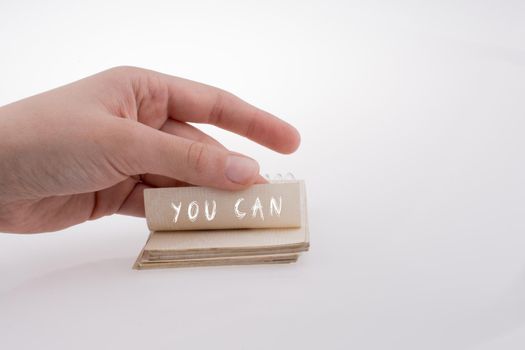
[120,121,261,190]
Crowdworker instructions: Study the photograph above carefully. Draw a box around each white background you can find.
[1,1,525,349]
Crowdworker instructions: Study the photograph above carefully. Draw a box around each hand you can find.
[0,67,300,233]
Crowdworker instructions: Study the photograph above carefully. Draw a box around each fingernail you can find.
[225,155,259,184]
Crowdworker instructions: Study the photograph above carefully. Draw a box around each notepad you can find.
[134,180,309,269]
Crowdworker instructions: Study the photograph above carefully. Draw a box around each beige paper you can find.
[144,182,302,231]
[145,226,308,251]
[134,253,299,269]
[134,180,309,270]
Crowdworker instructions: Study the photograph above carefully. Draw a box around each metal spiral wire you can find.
[263,173,296,181]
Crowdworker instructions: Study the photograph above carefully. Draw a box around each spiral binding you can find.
[263,172,296,183]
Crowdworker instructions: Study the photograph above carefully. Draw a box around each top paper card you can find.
[144,181,303,231]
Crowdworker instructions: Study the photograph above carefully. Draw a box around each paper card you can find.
[134,253,299,269]
[144,181,303,231]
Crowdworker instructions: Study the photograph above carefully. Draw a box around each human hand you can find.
[0,67,300,233]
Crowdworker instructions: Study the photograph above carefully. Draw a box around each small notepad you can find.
[134,181,309,269]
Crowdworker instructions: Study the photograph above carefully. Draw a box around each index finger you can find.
[158,72,301,154]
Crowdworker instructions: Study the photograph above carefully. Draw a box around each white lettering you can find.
[270,196,282,217]
[251,197,264,220]
[234,198,246,219]
[188,201,199,222]
[171,202,182,223]
[204,200,217,221]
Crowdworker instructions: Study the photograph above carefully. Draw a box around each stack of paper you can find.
[134,181,309,269]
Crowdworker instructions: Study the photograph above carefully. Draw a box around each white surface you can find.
[1,1,525,349]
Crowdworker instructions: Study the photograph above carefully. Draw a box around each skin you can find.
[0,67,300,233]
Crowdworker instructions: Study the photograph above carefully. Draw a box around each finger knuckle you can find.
[245,112,261,139]
[186,141,209,173]
[209,89,235,125]
[107,65,143,77]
